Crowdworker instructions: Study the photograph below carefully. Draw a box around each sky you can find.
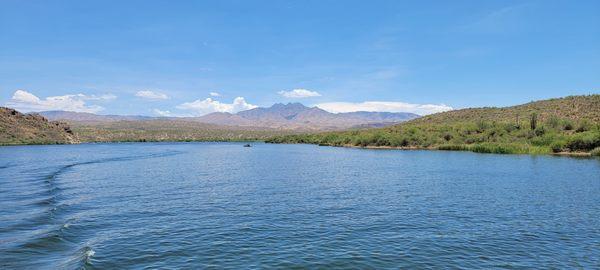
[1,0,598,116]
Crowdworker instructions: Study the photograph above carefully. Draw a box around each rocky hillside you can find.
[412,95,600,125]
[1,107,78,145]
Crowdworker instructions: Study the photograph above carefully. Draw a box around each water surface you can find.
[1,143,599,269]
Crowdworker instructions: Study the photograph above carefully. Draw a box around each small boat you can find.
[243,144,252,147]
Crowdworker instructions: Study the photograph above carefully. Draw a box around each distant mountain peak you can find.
[269,102,308,109]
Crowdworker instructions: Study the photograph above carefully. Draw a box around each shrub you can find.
[530,133,564,146]
[565,131,600,151]
[563,121,574,130]
[546,116,561,129]
[400,138,409,147]
[534,127,546,136]
[476,120,489,132]
[576,120,591,132]
[550,141,566,153]
[526,130,536,139]
[504,124,518,133]
[591,147,600,156]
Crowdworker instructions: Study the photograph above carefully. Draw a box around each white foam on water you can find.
[85,248,95,263]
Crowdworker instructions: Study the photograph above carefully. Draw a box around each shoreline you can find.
[1,140,596,158]
[273,142,596,157]
[0,139,262,147]
[349,144,592,156]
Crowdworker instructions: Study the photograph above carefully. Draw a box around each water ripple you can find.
[0,148,184,269]
[0,143,598,269]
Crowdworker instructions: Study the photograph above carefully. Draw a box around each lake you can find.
[1,142,599,269]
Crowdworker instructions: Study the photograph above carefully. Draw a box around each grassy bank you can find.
[267,124,600,155]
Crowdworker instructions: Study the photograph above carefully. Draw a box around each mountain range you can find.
[41,103,420,130]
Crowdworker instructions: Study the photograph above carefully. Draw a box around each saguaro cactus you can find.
[530,113,538,130]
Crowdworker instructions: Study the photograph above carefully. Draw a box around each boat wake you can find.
[0,150,183,269]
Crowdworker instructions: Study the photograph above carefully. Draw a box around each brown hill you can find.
[413,95,600,125]
[0,107,78,145]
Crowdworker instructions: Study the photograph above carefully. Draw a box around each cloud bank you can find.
[6,90,115,113]
[316,101,453,115]
[135,90,169,100]
[176,97,257,116]
[278,89,321,98]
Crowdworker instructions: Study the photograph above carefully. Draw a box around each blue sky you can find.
[1,0,598,116]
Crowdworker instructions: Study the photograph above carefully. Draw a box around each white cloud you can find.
[135,90,169,100]
[209,92,221,97]
[176,97,257,116]
[5,90,115,113]
[278,89,321,98]
[152,109,193,118]
[153,109,172,117]
[83,94,117,100]
[316,101,453,115]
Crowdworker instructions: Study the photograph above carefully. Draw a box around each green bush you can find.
[591,147,600,156]
[534,127,546,136]
[550,141,566,153]
[566,131,600,151]
[546,116,561,129]
[576,120,592,132]
[530,132,566,146]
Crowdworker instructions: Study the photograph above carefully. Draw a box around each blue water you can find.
[1,142,599,269]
